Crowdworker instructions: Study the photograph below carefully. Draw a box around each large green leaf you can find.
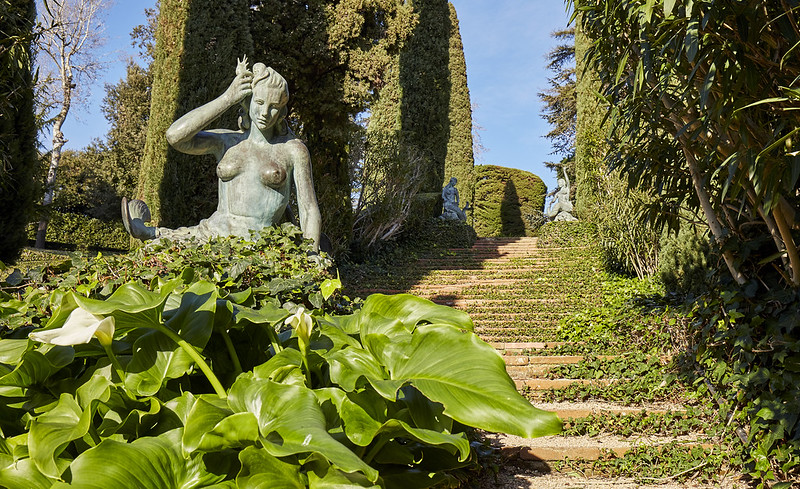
[71,280,180,333]
[0,454,68,489]
[251,348,305,385]
[323,295,560,438]
[228,374,379,482]
[124,282,217,396]
[0,346,74,388]
[52,429,225,489]
[0,339,29,364]
[29,393,91,478]
[96,395,162,439]
[325,346,400,399]
[307,462,380,489]
[387,323,561,438]
[236,446,304,489]
[183,395,259,452]
[338,294,473,336]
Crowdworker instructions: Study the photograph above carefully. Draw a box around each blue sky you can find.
[61,1,572,193]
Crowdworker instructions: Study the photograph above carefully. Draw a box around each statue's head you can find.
[449,177,457,186]
[557,178,566,188]
[240,64,290,135]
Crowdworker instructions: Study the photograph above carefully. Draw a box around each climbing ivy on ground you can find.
[548,273,671,355]
[561,408,718,438]
[536,221,598,248]
[553,442,734,484]
[1,225,343,332]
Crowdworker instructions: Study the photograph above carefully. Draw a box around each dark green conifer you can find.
[0,0,38,262]
[445,2,475,208]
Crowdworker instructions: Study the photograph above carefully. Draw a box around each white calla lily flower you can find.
[284,306,313,344]
[29,307,115,347]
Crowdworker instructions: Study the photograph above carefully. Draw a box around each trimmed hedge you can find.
[27,211,130,251]
[472,165,546,237]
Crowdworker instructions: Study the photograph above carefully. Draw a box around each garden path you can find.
[351,237,744,488]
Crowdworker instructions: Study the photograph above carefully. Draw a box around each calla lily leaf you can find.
[0,454,68,489]
[29,393,93,478]
[124,283,217,397]
[307,463,380,489]
[357,294,473,333]
[183,396,259,452]
[228,374,379,482]
[236,446,305,489]
[388,323,561,438]
[0,347,74,388]
[0,339,30,364]
[70,279,181,333]
[51,429,225,489]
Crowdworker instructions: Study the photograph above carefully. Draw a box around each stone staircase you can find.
[348,237,742,488]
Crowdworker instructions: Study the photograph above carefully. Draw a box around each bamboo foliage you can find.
[572,0,800,288]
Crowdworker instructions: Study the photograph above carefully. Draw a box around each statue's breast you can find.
[217,159,242,181]
[260,160,287,188]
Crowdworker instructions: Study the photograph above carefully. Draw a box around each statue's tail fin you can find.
[122,197,156,240]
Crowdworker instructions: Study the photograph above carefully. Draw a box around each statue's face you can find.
[250,83,285,132]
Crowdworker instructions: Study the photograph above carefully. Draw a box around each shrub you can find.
[681,286,800,485]
[658,226,712,296]
[0,0,38,263]
[472,165,547,237]
[26,211,130,251]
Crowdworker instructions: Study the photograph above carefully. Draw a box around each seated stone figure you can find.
[440,177,468,221]
[545,169,577,222]
[122,57,322,251]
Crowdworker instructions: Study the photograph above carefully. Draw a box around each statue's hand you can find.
[225,64,253,106]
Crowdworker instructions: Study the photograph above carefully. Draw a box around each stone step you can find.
[514,378,618,390]
[487,432,716,462]
[474,325,559,334]
[534,401,686,420]
[491,341,570,352]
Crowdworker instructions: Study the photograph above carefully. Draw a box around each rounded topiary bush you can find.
[472,165,546,237]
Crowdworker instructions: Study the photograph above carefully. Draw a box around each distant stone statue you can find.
[545,167,577,222]
[122,57,322,250]
[440,177,469,221]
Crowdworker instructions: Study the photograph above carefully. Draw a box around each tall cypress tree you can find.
[249,0,415,252]
[399,0,452,196]
[0,0,38,262]
[573,19,605,216]
[444,2,474,207]
[137,0,253,228]
[367,0,456,218]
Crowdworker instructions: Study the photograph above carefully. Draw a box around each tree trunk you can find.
[773,200,800,287]
[682,146,747,285]
[35,68,72,249]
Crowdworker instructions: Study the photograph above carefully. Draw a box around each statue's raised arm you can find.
[122,58,322,251]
